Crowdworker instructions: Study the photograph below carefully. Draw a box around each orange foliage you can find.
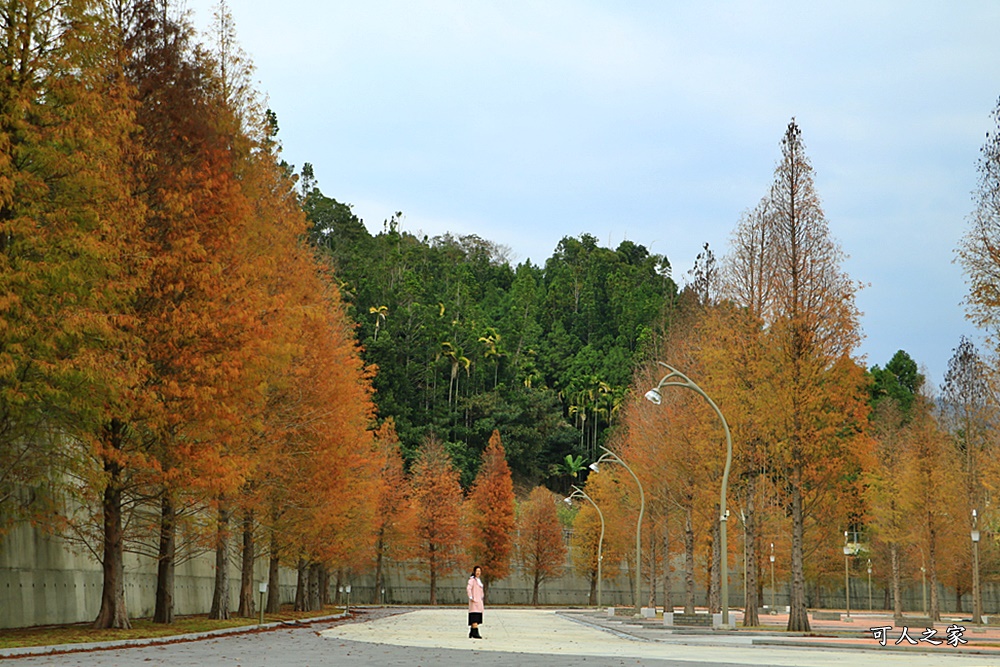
[517,486,567,606]
[571,472,629,604]
[255,251,380,567]
[371,419,415,602]
[465,430,516,592]
[411,434,464,604]
[899,398,964,621]
[617,297,721,613]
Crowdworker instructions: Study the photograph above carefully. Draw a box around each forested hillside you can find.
[301,169,677,485]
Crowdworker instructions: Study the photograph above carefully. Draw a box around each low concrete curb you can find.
[0,613,347,659]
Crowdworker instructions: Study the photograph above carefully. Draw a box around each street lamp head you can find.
[563,496,572,505]
[644,388,662,405]
[589,462,600,473]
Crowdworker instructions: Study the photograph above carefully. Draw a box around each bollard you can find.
[258,582,268,625]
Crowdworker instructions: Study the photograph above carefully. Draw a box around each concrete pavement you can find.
[319,607,1000,666]
[5,607,1000,666]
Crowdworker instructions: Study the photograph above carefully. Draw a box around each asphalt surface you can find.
[4,607,1000,667]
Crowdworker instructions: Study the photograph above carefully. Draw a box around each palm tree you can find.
[369,305,388,341]
[440,341,470,407]
[478,328,505,389]
[550,454,588,494]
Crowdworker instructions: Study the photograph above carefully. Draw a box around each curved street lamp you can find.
[646,361,733,627]
[564,484,605,609]
[590,445,645,616]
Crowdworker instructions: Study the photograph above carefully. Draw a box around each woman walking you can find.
[467,565,484,639]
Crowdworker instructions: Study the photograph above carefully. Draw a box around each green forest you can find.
[302,170,677,486]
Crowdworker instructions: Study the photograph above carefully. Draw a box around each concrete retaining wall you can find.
[0,520,297,629]
[3,518,998,628]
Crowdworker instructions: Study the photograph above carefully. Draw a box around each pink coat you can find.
[467,576,484,613]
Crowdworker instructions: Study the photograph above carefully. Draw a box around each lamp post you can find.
[920,562,927,617]
[740,510,747,610]
[565,484,605,609]
[770,543,776,614]
[590,446,644,616]
[646,362,733,627]
[843,530,851,619]
[972,508,982,624]
[867,560,872,611]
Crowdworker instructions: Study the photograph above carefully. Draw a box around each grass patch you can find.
[0,605,343,650]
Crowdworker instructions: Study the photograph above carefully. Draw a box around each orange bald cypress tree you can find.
[621,292,719,615]
[465,430,516,600]
[569,473,627,606]
[899,397,963,622]
[239,231,380,611]
[294,277,380,574]
[119,0,281,623]
[371,419,415,604]
[517,486,567,606]
[727,120,869,632]
[411,435,463,604]
[0,0,156,631]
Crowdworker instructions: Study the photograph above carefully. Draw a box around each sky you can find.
[182,1,1000,391]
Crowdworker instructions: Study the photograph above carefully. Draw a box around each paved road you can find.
[7,608,1000,667]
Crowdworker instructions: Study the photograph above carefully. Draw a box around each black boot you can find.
[472,626,482,639]
[469,627,474,638]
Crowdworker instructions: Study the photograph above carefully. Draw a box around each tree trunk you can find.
[320,566,329,606]
[743,479,760,627]
[429,544,438,605]
[153,490,176,624]
[532,569,541,606]
[891,543,902,623]
[929,520,940,621]
[373,532,385,604]
[93,421,130,630]
[684,505,695,614]
[209,504,230,620]
[787,465,811,631]
[588,569,597,606]
[238,509,254,617]
[266,532,281,613]
[294,558,308,611]
[308,562,322,611]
